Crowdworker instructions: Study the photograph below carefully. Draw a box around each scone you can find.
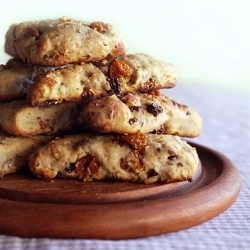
[0,100,85,136]
[0,58,54,102]
[28,133,199,184]
[27,53,177,106]
[81,92,202,138]
[0,131,52,177]
[5,17,127,66]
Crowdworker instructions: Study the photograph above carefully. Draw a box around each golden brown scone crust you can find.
[5,17,127,66]
[28,133,199,184]
[0,58,54,102]
[27,62,109,106]
[0,131,52,177]
[81,92,202,138]
[27,53,177,106]
[0,100,84,136]
[111,53,177,88]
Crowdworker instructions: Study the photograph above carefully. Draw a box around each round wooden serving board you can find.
[0,142,241,239]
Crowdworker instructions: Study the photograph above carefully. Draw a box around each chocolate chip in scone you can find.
[65,163,76,173]
[157,147,162,153]
[56,171,63,178]
[167,150,178,160]
[146,103,163,117]
[81,87,94,99]
[129,117,138,124]
[130,106,143,112]
[107,78,121,95]
[147,169,158,177]
[151,124,166,134]
[177,162,183,167]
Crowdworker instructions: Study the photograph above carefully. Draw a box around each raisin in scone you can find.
[0,100,85,136]
[81,92,202,138]
[0,58,54,102]
[5,17,127,67]
[28,133,199,184]
[27,53,177,106]
[0,131,52,177]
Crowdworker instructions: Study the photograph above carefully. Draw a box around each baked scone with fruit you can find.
[0,100,85,136]
[28,133,199,184]
[81,91,202,138]
[0,58,54,102]
[27,53,177,106]
[5,17,127,67]
[0,131,52,177]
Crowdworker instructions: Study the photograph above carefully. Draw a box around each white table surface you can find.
[0,82,249,250]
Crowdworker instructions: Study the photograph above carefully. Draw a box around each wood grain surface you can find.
[0,142,241,239]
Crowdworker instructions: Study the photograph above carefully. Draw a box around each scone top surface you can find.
[5,17,127,66]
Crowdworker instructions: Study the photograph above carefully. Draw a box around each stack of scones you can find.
[0,17,202,184]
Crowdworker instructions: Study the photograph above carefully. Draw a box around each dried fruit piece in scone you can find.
[27,53,177,106]
[5,17,127,66]
[81,92,202,138]
[28,133,199,184]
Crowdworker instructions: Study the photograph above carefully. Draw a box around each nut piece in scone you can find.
[28,133,199,184]
[27,53,177,106]
[0,131,52,177]
[81,92,202,138]
[5,18,127,66]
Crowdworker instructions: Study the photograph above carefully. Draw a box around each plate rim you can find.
[0,142,242,239]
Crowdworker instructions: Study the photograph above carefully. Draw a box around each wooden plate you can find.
[0,142,241,239]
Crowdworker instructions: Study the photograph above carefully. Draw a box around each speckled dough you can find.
[27,53,177,106]
[5,17,127,66]
[0,131,52,177]
[81,92,202,138]
[28,133,199,184]
[0,100,85,136]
